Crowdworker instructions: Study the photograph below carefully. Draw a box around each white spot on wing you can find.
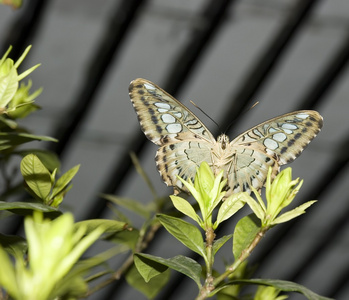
[273,132,287,142]
[173,112,182,118]
[296,113,309,119]
[166,123,182,133]
[282,123,298,130]
[185,119,197,125]
[158,108,168,113]
[144,83,156,90]
[155,102,171,109]
[253,129,263,138]
[282,129,292,134]
[162,114,176,124]
[264,138,278,150]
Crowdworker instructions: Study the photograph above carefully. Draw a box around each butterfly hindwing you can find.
[156,141,213,194]
[129,78,215,146]
[224,145,279,194]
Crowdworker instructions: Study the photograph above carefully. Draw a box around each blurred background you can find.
[0,0,348,299]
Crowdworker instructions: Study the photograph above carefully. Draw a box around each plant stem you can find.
[205,227,215,283]
[214,227,268,285]
[196,227,216,300]
[196,227,268,300]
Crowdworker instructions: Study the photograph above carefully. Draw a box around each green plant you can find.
[0,46,129,299]
[133,162,328,300]
[0,45,332,300]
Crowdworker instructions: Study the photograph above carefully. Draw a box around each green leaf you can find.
[134,254,169,282]
[126,263,170,300]
[0,246,19,299]
[20,154,52,201]
[245,193,265,221]
[272,200,317,225]
[135,253,202,288]
[215,279,334,300]
[170,195,201,224]
[233,214,260,260]
[157,214,206,258]
[51,165,80,198]
[106,228,140,251]
[0,115,17,129]
[0,132,57,151]
[74,219,128,235]
[213,234,233,255]
[15,149,60,172]
[0,64,18,108]
[0,233,27,257]
[102,194,151,219]
[0,201,61,216]
[215,193,247,227]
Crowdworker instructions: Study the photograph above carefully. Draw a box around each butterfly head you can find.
[217,134,230,150]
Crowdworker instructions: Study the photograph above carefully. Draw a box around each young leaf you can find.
[0,66,18,109]
[0,233,27,257]
[157,214,206,258]
[126,263,170,300]
[272,200,317,225]
[135,253,202,288]
[233,214,260,260]
[74,219,128,235]
[170,195,201,224]
[0,246,19,299]
[213,234,233,255]
[20,154,52,201]
[51,165,80,198]
[215,193,247,228]
[15,149,61,172]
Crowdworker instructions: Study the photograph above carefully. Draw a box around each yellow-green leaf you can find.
[20,154,52,201]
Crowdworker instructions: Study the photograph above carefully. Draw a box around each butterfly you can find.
[129,78,323,196]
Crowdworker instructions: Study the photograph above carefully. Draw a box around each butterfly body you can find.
[129,78,323,196]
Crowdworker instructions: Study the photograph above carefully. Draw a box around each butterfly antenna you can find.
[225,101,260,133]
[190,100,221,132]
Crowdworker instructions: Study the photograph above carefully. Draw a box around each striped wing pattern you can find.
[129,78,323,195]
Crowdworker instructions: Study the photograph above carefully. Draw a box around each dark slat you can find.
[0,0,50,60]
[48,0,148,158]
[221,0,322,135]
[86,0,236,221]
[299,31,349,108]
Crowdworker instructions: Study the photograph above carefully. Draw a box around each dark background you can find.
[0,0,348,299]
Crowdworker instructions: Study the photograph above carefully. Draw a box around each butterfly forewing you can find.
[129,78,215,146]
[231,110,323,165]
[129,78,323,196]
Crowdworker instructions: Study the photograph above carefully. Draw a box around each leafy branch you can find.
[135,162,329,300]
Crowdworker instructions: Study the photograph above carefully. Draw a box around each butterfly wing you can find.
[156,141,213,194]
[129,78,215,145]
[129,78,216,193]
[226,110,323,194]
